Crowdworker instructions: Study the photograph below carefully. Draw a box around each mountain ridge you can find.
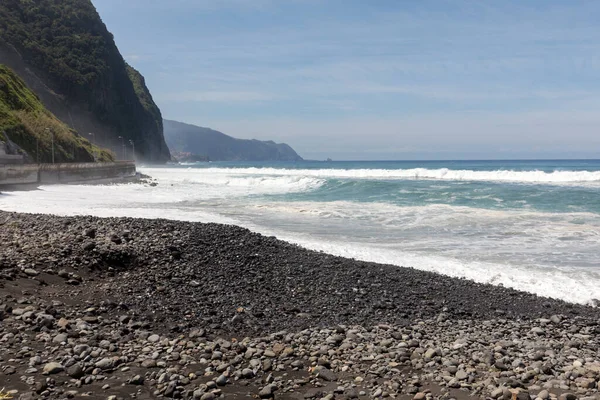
[163,119,303,162]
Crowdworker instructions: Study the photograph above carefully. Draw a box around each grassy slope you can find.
[0,64,113,162]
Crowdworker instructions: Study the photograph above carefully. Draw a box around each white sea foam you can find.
[244,201,600,303]
[268,232,600,305]
[0,184,236,223]
[248,201,600,260]
[195,167,600,185]
[2,166,600,304]
[147,168,324,197]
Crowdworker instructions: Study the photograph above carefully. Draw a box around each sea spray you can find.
[2,159,600,303]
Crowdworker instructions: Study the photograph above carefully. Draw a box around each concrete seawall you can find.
[0,161,136,187]
[0,164,39,185]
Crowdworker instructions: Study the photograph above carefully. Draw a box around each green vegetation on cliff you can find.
[0,0,112,98]
[0,64,112,163]
[126,63,164,140]
[0,0,170,161]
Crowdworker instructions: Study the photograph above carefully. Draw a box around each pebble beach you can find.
[1,210,600,400]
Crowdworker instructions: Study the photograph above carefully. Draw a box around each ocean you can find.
[2,159,600,304]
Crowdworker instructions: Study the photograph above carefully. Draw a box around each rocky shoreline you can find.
[1,211,600,400]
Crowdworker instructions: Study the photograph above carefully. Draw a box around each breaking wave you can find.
[197,167,600,185]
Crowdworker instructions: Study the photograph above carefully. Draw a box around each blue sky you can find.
[93,0,600,160]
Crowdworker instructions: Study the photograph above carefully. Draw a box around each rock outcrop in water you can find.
[0,0,170,162]
[164,119,303,162]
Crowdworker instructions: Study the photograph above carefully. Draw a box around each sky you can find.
[92,0,600,160]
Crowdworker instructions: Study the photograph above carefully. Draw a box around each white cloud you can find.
[158,90,276,103]
[125,54,141,62]
[349,84,596,102]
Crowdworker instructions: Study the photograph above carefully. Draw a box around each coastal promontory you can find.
[164,119,303,162]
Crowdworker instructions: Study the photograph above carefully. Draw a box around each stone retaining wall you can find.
[0,161,136,187]
[38,162,136,184]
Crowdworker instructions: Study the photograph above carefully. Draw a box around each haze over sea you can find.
[3,159,600,304]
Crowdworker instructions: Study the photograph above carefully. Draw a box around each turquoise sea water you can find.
[3,159,600,303]
[183,159,600,214]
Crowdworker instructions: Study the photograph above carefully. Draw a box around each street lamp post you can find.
[46,128,54,164]
[118,136,125,160]
[129,140,135,162]
[88,133,96,162]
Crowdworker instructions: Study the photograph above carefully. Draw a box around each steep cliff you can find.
[126,63,165,154]
[164,119,303,162]
[0,64,112,163]
[0,0,170,162]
